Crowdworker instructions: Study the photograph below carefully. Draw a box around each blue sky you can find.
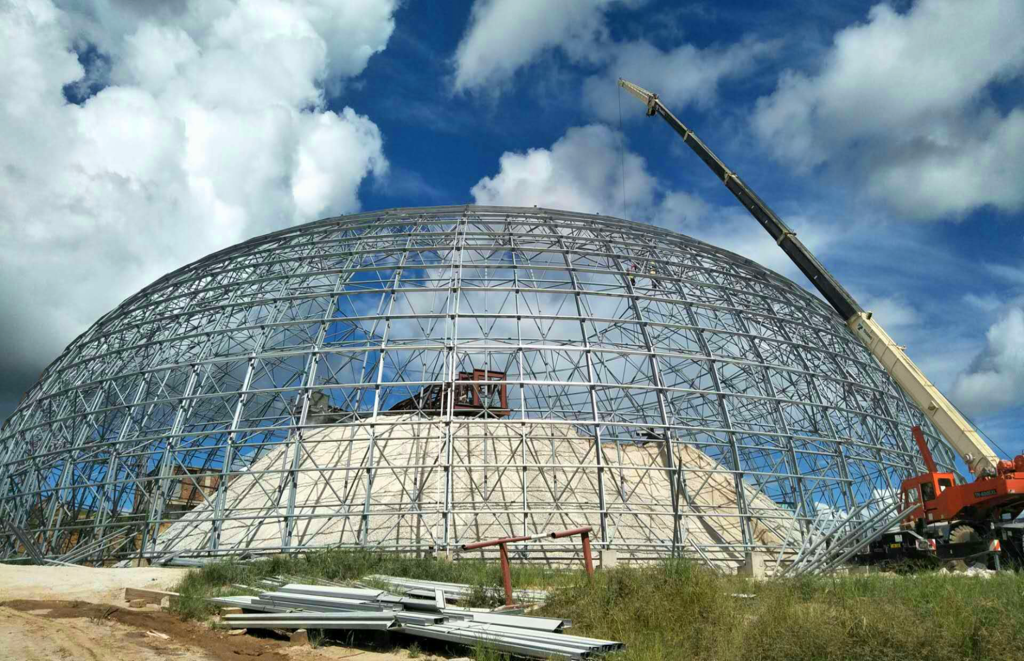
[1,0,1022,455]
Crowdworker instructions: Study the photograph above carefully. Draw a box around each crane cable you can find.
[954,404,1012,459]
[617,83,627,219]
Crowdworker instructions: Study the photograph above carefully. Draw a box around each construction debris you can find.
[210,580,622,659]
[937,564,996,579]
[124,587,179,607]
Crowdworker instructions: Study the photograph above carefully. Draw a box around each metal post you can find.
[498,542,513,606]
[582,533,594,577]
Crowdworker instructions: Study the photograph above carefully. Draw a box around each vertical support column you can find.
[43,387,106,553]
[362,228,416,545]
[608,250,682,555]
[140,362,202,561]
[94,372,152,551]
[546,224,608,547]
[441,214,468,551]
[675,290,756,557]
[786,304,859,515]
[510,232,530,539]
[208,355,256,552]
[283,284,347,550]
[8,348,106,549]
[139,284,246,561]
[720,288,812,541]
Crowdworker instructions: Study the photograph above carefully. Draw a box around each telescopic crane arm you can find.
[617,78,1002,478]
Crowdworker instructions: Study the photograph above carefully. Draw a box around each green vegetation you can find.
[541,560,1024,661]
[172,550,1024,660]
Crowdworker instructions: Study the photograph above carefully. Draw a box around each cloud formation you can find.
[951,307,1024,417]
[452,0,621,92]
[752,0,1024,219]
[452,0,770,113]
[469,123,840,281]
[470,124,654,216]
[0,0,395,413]
[582,37,775,122]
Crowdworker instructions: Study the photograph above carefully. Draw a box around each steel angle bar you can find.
[815,504,923,575]
[254,594,385,612]
[393,612,451,626]
[208,596,257,606]
[439,610,568,632]
[55,525,131,563]
[427,620,624,657]
[226,611,399,622]
[277,584,385,600]
[396,624,580,659]
[208,596,292,613]
[777,498,875,577]
[406,588,459,602]
[228,619,395,631]
[449,622,620,650]
[392,596,445,611]
[795,502,903,575]
[229,610,448,626]
[368,575,549,601]
[790,500,912,576]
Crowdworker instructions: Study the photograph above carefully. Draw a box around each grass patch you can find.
[539,560,1024,661]
[173,551,1024,660]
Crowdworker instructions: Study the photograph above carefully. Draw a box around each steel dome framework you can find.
[0,206,958,569]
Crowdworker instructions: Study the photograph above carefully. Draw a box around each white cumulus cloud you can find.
[469,124,841,282]
[583,37,775,122]
[451,0,770,110]
[0,0,395,412]
[951,307,1024,417]
[752,0,1024,219]
[452,0,621,92]
[470,124,655,216]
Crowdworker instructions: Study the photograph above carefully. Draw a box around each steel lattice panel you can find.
[0,206,959,569]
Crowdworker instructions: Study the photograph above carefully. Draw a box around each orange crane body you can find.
[901,426,1024,529]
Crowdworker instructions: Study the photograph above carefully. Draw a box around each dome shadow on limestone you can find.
[0,206,959,570]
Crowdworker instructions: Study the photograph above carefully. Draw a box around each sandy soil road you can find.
[0,564,439,661]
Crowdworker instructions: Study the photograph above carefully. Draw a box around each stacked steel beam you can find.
[363,574,550,603]
[210,581,622,659]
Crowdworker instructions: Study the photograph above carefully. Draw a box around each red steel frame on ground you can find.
[461,526,595,606]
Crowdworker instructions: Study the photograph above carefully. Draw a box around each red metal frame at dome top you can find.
[389,369,510,418]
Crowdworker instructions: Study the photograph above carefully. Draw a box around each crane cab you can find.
[900,426,1024,531]
[899,471,956,527]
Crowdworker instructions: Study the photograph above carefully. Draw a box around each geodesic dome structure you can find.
[0,206,959,569]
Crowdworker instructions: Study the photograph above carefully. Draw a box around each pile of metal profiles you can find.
[209,583,620,659]
[400,622,625,658]
[363,574,549,603]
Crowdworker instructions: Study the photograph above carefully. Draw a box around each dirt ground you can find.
[0,564,440,661]
[0,563,190,604]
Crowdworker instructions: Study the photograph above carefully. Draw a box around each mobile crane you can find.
[617,78,1024,566]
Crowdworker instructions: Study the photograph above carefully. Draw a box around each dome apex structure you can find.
[0,206,958,570]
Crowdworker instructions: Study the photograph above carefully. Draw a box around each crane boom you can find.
[618,78,1002,477]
